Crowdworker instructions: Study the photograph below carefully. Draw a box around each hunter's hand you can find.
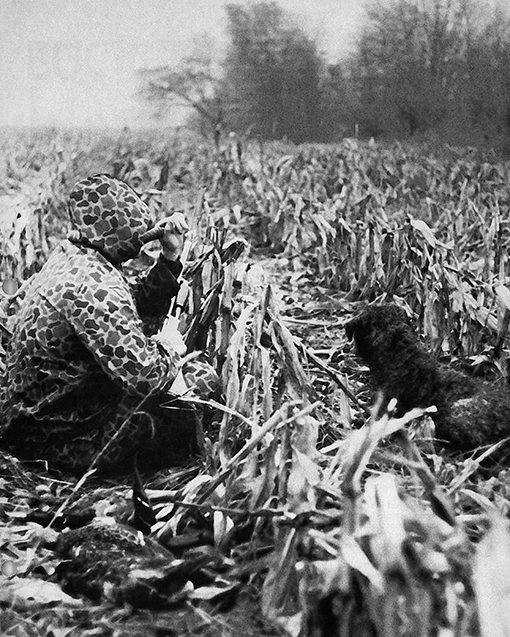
[157,213,188,261]
[154,316,187,356]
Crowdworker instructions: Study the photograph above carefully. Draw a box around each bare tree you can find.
[351,0,494,140]
[223,2,324,143]
[139,4,325,143]
[461,4,510,145]
[139,35,225,138]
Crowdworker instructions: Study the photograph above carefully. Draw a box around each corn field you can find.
[2,128,510,637]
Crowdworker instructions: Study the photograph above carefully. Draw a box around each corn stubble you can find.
[2,131,510,636]
[151,219,490,637]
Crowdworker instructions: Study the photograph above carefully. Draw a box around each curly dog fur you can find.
[345,303,510,456]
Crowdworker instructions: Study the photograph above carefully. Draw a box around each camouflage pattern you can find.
[0,174,219,475]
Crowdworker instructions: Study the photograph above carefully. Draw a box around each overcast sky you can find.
[0,0,365,129]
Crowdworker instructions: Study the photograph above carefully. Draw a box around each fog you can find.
[0,0,364,129]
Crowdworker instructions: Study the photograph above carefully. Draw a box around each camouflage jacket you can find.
[0,174,182,428]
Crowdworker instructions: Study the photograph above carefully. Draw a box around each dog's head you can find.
[345,303,411,365]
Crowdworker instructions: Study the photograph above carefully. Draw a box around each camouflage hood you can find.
[68,174,152,264]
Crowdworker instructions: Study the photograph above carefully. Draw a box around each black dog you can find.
[345,303,510,457]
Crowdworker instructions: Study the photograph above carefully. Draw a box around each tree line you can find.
[139,0,510,150]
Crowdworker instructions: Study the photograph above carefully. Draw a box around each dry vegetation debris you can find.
[1,131,510,636]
